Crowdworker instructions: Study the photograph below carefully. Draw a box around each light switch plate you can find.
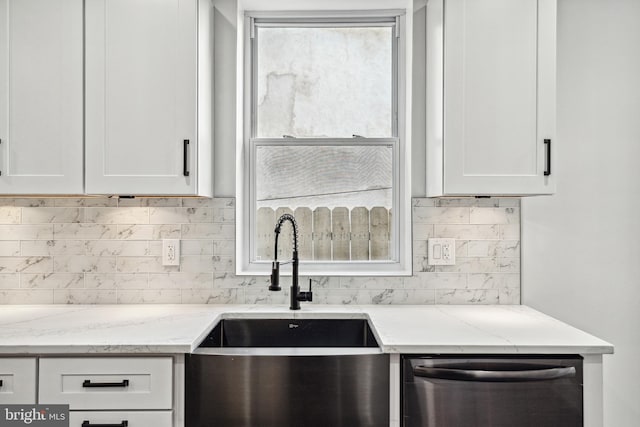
[427,238,456,265]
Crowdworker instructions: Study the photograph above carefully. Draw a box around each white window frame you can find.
[236,7,413,276]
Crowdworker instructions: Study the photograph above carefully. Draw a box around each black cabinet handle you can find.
[544,139,551,176]
[81,421,128,427]
[82,379,129,388]
[183,139,190,177]
[0,379,3,387]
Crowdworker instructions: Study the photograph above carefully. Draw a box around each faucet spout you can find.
[269,213,312,310]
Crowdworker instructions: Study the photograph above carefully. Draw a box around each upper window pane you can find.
[255,25,394,138]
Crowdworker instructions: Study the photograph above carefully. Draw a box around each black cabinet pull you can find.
[183,139,190,177]
[81,421,128,427]
[82,379,129,388]
[0,379,3,387]
[544,139,551,176]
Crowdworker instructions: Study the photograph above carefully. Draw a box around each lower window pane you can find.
[254,145,393,262]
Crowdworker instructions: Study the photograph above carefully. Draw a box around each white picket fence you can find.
[256,207,391,261]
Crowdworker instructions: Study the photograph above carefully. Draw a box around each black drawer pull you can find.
[82,379,129,388]
[82,421,128,427]
[0,379,3,387]
[544,139,551,176]
[183,139,190,177]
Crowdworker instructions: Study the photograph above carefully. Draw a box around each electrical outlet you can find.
[427,238,456,266]
[162,239,180,266]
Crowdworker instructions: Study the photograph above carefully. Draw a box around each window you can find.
[238,10,412,276]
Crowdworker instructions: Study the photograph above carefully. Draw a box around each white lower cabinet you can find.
[0,358,36,404]
[39,357,175,425]
[69,411,172,427]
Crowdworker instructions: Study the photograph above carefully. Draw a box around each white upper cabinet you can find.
[85,0,212,196]
[0,0,83,194]
[426,0,556,196]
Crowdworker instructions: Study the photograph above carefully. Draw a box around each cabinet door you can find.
[85,0,198,195]
[0,0,83,194]
[442,0,556,195]
[0,358,36,404]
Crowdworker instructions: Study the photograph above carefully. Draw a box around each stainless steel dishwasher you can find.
[402,355,583,427]
[186,318,389,427]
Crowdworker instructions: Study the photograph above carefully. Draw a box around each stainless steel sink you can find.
[185,317,389,427]
[197,318,380,348]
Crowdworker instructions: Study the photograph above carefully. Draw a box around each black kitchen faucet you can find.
[269,213,312,310]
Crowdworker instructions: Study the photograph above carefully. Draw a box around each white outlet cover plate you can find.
[427,238,456,266]
[162,239,180,266]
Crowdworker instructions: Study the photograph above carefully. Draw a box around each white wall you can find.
[522,1,640,426]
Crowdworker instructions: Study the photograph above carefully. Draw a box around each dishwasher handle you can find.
[413,365,576,382]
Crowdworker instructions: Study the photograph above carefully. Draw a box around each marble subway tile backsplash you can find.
[0,197,520,305]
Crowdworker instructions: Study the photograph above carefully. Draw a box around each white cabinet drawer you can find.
[0,358,36,404]
[39,357,172,410]
[68,411,172,427]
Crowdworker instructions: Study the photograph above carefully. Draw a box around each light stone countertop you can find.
[0,304,613,355]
